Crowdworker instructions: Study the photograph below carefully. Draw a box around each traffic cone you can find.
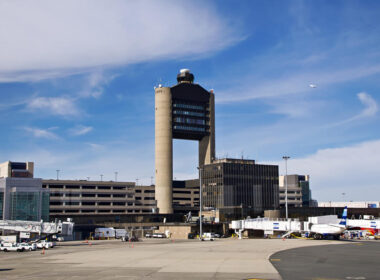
[41,248,45,255]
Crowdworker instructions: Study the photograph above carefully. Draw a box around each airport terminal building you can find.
[0,161,49,221]
[202,158,279,213]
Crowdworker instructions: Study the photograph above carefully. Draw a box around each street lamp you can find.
[114,171,118,182]
[197,166,203,241]
[283,156,290,220]
[56,170,60,180]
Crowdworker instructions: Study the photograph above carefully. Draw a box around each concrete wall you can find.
[157,225,192,239]
[155,87,173,214]
[0,161,10,178]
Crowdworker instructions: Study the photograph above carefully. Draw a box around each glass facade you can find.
[300,181,311,207]
[0,192,3,219]
[202,160,279,211]
[172,100,209,139]
[41,192,50,221]
[10,192,50,221]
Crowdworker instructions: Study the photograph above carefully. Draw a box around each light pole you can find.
[197,166,203,241]
[56,170,60,180]
[100,174,103,182]
[283,156,290,220]
[114,172,118,182]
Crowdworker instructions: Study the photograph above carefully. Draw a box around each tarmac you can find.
[270,240,380,280]
[0,238,342,280]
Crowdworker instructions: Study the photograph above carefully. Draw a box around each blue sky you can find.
[1,0,380,201]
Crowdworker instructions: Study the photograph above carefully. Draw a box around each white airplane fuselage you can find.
[310,224,346,235]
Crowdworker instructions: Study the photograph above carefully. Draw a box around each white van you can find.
[0,243,24,252]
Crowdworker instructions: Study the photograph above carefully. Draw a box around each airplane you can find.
[308,206,348,239]
[309,83,317,88]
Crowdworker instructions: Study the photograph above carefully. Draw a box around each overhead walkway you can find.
[0,219,74,235]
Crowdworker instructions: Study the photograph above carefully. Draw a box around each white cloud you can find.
[69,125,93,136]
[0,0,241,82]
[328,92,378,127]
[27,96,79,117]
[87,143,104,150]
[273,139,380,201]
[357,92,378,117]
[24,127,59,139]
[79,71,117,98]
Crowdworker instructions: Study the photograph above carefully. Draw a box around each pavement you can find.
[0,238,342,280]
[270,240,380,280]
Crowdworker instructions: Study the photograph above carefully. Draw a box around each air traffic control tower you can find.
[155,69,215,214]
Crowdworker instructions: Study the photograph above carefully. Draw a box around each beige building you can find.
[279,175,310,207]
[44,179,200,216]
[0,161,34,178]
[155,69,215,214]
[43,180,155,215]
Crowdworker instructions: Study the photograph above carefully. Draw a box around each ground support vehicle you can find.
[19,243,37,251]
[152,233,166,238]
[0,243,24,252]
[36,240,54,249]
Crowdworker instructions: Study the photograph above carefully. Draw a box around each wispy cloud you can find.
[79,71,117,98]
[328,92,378,127]
[0,0,242,82]
[86,143,104,150]
[27,96,80,117]
[24,127,59,139]
[357,92,378,118]
[69,125,93,136]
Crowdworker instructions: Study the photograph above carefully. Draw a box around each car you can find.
[145,233,153,238]
[52,235,65,242]
[152,233,166,238]
[19,242,37,251]
[36,240,54,249]
[0,243,24,252]
[187,233,196,239]
[202,233,215,241]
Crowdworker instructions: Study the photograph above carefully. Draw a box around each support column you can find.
[199,91,215,167]
[155,87,173,214]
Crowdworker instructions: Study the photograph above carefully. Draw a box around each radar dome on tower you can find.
[177,68,194,84]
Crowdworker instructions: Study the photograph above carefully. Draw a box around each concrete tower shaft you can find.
[155,87,173,214]
[199,92,215,167]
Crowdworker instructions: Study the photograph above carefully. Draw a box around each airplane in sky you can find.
[309,83,317,88]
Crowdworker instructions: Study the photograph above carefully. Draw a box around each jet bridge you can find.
[0,219,74,235]
[231,218,302,238]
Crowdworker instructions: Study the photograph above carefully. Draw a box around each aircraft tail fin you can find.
[339,206,348,226]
